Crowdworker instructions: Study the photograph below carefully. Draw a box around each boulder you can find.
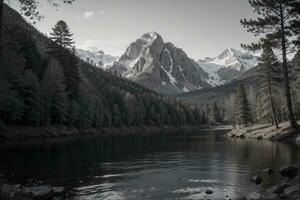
[283,184,300,196]
[205,189,213,195]
[266,183,290,195]
[280,166,299,180]
[250,176,262,185]
[263,168,274,175]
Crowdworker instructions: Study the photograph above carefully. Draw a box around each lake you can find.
[0,129,299,200]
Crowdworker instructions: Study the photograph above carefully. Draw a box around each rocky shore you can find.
[0,174,67,200]
[227,121,300,145]
[240,166,300,200]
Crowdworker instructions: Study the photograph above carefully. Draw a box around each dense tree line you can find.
[229,0,300,129]
[0,16,208,129]
[241,0,300,128]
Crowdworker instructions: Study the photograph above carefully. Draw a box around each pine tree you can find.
[211,102,221,124]
[76,77,97,128]
[295,52,300,98]
[19,70,42,126]
[256,95,264,123]
[94,96,104,128]
[0,0,75,55]
[49,22,80,99]
[64,47,80,99]
[235,84,253,127]
[41,59,68,125]
[112,104,121,127]
[294,52,300,119]
[241,0,300,128]
[257,44,281,128]
[49,20,74,50]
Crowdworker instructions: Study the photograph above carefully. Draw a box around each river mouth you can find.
[0,129,299,200]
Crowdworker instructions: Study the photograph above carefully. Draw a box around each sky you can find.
[8,0,258,59]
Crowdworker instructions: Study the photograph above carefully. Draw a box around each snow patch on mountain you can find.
[76,49,118,69]
[161,48,177,85]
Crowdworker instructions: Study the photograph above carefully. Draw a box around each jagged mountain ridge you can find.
[76,49,118,69]
[111,32,212,95]
[198,48,258,86]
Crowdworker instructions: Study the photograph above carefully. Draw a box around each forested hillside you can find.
[0,4,207,129]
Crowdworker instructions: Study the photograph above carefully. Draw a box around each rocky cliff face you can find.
[111,32,211,95]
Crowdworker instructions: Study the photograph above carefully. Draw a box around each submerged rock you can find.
[250,176,262,185]
[205,189,213,194]
[266,183,291,195]
[283,183,300,196]
[280,166,299,180]
[246,192,262,200]
[23,185,64,198]
[262,168,274,175]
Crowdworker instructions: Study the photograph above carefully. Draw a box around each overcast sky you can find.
[9,0,257,59]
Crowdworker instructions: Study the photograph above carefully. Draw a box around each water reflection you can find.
[0,130,299,199]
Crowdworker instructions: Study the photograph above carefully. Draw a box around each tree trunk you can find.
[268,68,279,129]
[279,3,298,128]
[0,0,3,55]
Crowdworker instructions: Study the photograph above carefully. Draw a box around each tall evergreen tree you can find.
[257,44,281,128]
[112,104,121,127]
[20,70,42,126]
[49,22,80,98]
[241,0,300,128]
[294,52,300,119]
[49,20,74,56]
[294,52,300,98]
[234,84,253,127]
[41,59,68,125]
[0,0,75,55]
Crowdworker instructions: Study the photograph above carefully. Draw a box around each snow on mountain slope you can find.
[111,32,211,95]
[76,49,118,69]
[198,48,258,85]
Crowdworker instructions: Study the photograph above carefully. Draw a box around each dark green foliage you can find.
[41,59,68,125]
[20,70,43,126]
[294,52,300,119]
[234,84,253,127]
[211,102,222,124]
[50,20,74,50]
[257,45,281,128]
[49,21,80,99]
[241,0,300,128]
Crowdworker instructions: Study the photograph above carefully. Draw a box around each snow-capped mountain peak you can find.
[198,48,258,86]
[111,32,211,95]
[209,48,257,72]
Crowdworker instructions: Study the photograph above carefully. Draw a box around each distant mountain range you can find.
[77,32,258,95]
[198,48,258,86]
[76,49,118,69]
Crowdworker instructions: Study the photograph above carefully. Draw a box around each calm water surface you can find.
[0,129,299,200]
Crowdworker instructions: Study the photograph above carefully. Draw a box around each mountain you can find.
[198,48,258,86]
[1,4,207,129]
[111,32,212,95]
[76,49,118,69]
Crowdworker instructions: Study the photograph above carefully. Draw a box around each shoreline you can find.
[0,125,220,142]
[227,121,300,145]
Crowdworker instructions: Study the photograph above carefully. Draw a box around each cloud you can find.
[82,11,94,19]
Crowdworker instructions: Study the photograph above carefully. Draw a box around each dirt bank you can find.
[227,121,300,145]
